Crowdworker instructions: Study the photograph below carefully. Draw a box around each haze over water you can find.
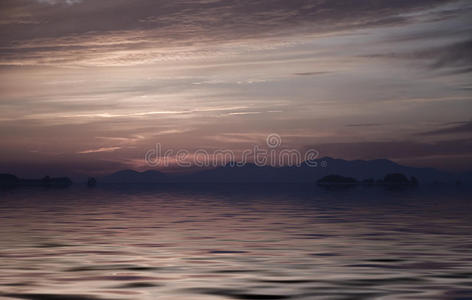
[1,186,471,300]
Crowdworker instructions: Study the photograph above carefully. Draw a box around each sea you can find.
[1,184,471,300]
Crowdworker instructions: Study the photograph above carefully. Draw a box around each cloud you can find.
[294,72,331,76]
[37,0,82,5]
[429,39,472,73]
[78,146,121,154]
[226,112,261,116]
[346,123,384,127]
[418,121,472,135]
[364,39,472,74]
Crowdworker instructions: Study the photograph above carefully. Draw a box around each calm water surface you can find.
[0,185,471,300]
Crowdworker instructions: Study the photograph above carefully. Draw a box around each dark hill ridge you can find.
[100,157,454,184]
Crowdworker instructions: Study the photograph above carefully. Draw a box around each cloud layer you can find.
[1,0,468,67]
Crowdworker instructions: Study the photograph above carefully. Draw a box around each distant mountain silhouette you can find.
[318,175,358,185]
[177,157,451,183]
[102,169,167,183]
[100,157,455,184]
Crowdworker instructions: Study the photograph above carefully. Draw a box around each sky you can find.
[0,0,471,177]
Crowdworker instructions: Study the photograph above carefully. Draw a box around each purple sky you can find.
[0,0,471,177]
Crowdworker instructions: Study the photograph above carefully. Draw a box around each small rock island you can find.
[318,173,419,187]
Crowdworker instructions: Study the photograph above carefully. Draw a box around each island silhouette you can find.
[0,174,72,188]
[317,173,419,187]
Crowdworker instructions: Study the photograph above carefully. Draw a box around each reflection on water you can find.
[0,185,471,300]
